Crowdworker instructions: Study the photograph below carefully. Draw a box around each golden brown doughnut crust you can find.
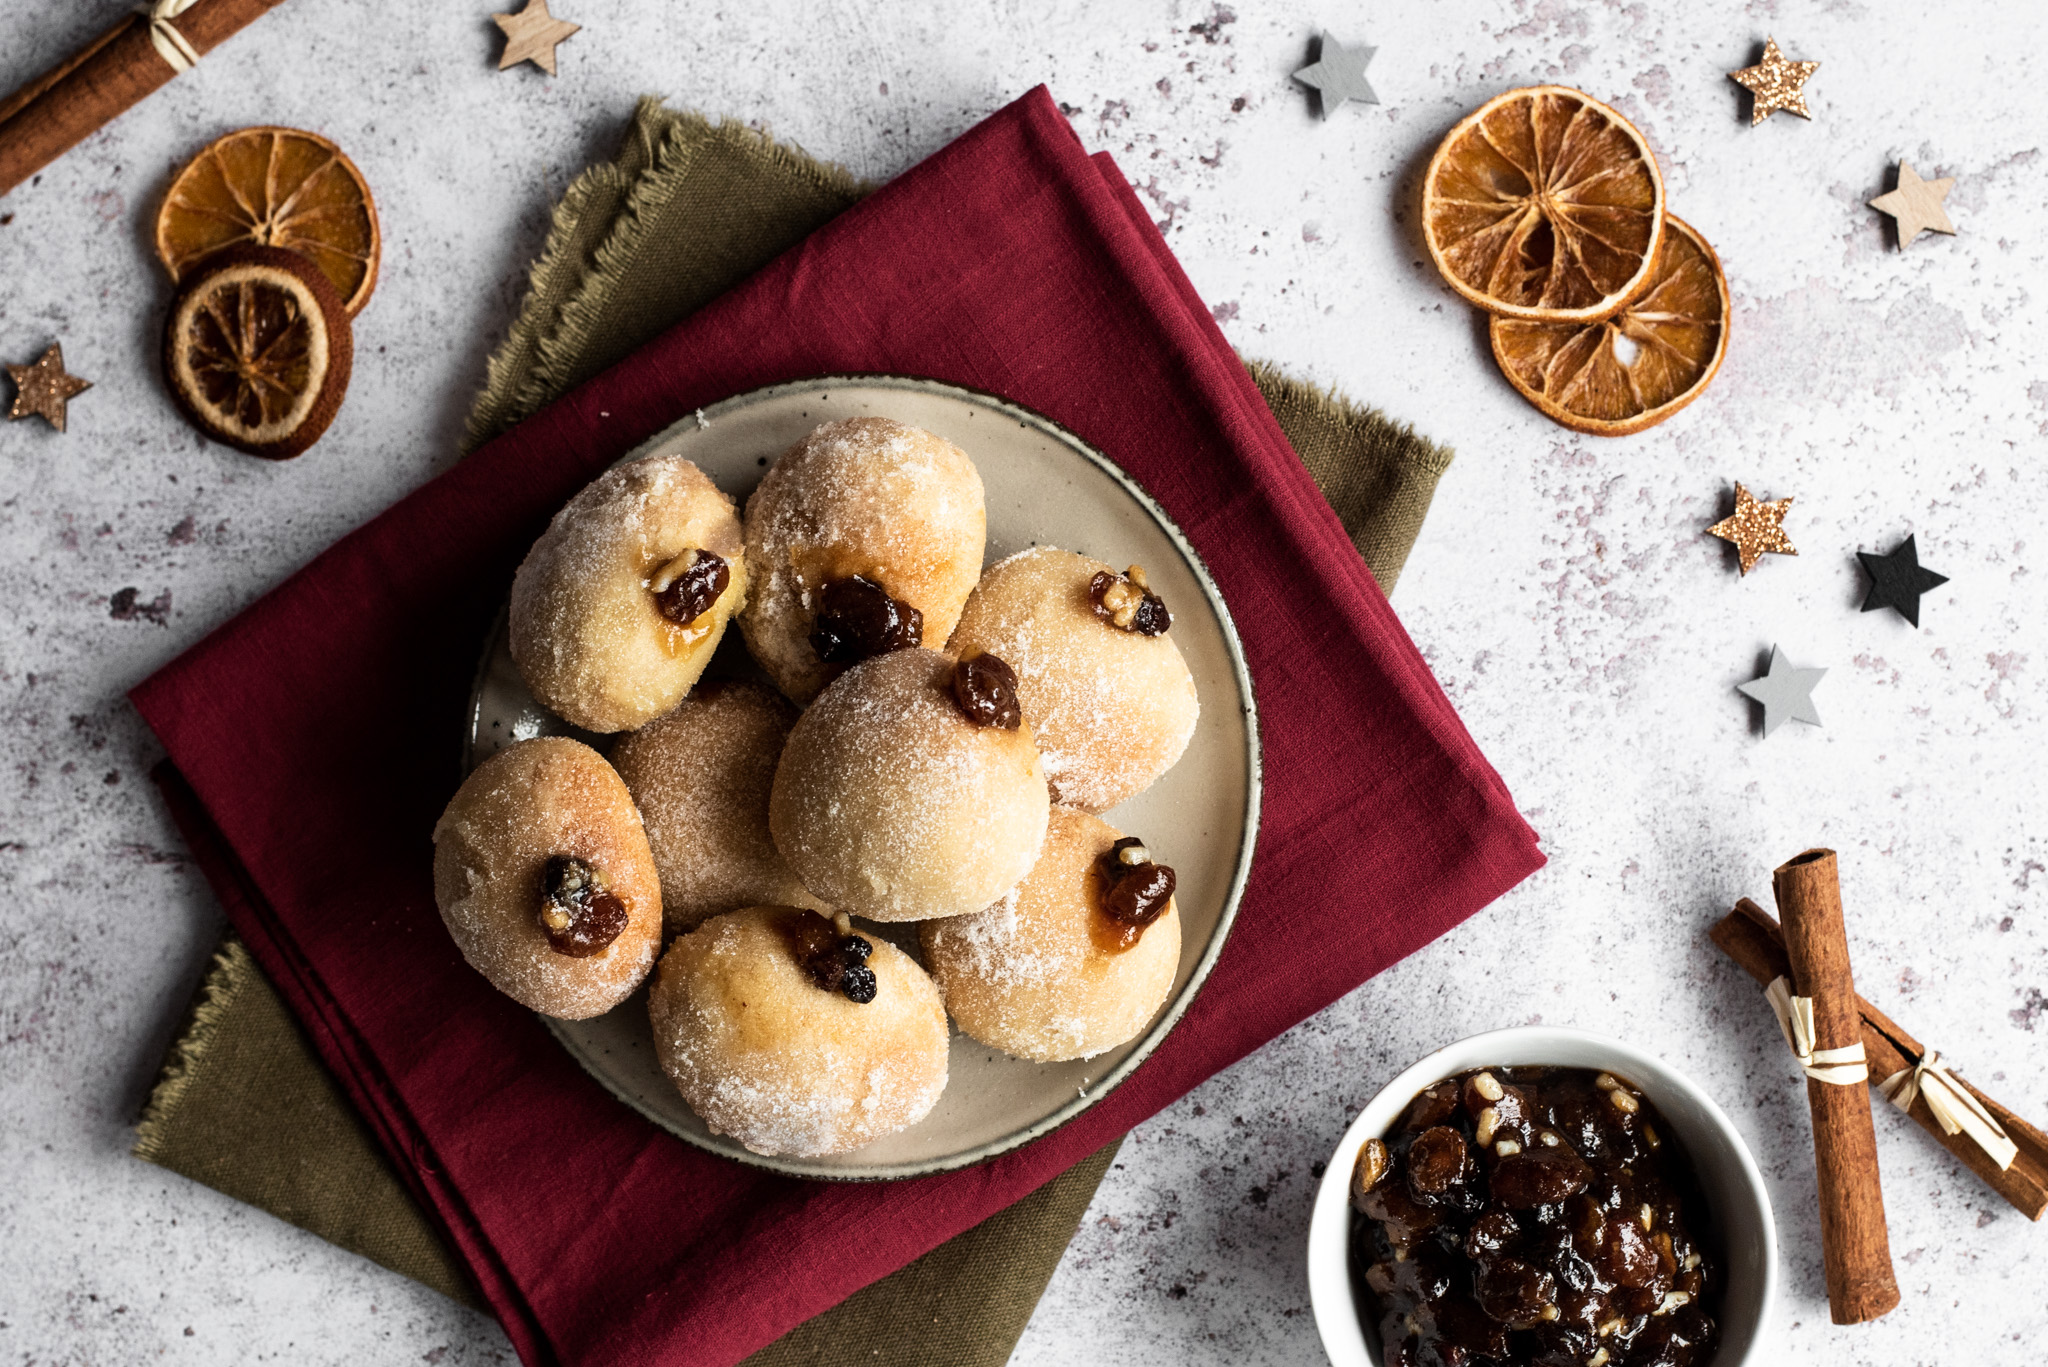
[431,737,663,1020]
[610,680,825,935]
[920,807,1180,1062]
[740,418,986,703]
[648,906,950,1156]
[510,454,747,733]
[946,546,1198,812]
[769,648,1049,922]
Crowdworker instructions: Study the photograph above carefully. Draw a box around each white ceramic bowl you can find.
[1307,1026,1776,1367]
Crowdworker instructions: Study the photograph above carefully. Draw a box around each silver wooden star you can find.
[1736,646,1827,738]
[1293,32,1378,118]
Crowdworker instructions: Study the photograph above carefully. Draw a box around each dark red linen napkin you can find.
[132,86,1542,1367]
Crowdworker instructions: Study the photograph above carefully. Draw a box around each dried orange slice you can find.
[1423,86,1665,324]
[1489,214,1729,436]
[162,246,354,461]
[156,127,381,317]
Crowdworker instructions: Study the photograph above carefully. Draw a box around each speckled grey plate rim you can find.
[466,373,1262,1181]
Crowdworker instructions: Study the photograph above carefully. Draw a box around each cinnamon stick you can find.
[1712,897,2048,1220]
[1771,849,1901,1324]
[0,0,290,198]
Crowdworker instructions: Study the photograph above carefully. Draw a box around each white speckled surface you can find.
[2,2,2042,1364]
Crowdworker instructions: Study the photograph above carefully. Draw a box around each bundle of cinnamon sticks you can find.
[0,0,289,198]
[1711,850,2048,1326]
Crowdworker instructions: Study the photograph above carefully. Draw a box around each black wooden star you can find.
[1857,534,1948,626]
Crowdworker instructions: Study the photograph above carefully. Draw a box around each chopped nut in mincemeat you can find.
[1350,1137,1390,1210]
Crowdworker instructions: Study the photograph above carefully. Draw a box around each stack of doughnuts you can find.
[432,416,1202,1158]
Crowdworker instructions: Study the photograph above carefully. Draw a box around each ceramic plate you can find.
[466,375,1260,1179]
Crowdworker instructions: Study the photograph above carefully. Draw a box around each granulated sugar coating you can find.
[740,417,985,703]
[647,906,949,1157]
[947,547,1199,812]
[431,738,663,1019]
[921,807,1180,1062]
[770,648,1049,922]
[611,680,826,935]
[510,453,747,732]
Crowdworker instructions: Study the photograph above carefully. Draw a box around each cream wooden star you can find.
[6,342,92,433]
[1869,161,1956,248]
[494,0,580,76]
[1729,37,1819,125]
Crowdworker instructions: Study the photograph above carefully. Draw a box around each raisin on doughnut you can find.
[740,418,985,703]
[432,738,663,1019]
[510,453,747,733]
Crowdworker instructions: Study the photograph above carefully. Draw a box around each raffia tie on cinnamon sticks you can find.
[1711,895,2048,1221]
[1878,1052,2020,1171]
[1765,976,1870,1086]
[137,0,206,74]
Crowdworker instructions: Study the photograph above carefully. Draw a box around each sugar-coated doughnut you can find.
[610,680,824,935]
[921,807,1180,1062]
[648,906,949,1156]
[770,648,1049,922]
[946,546,1198,812]
[740,418,985,703]
[510,453,747,733]
[431,737,663,1019]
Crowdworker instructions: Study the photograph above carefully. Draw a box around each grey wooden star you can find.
[1293,32,1378,118]
[1736,645,1827,738]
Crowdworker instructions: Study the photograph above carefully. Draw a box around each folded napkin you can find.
[132,86,1541,1367]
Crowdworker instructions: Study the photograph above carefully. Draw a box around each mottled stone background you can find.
[2,2,2043,1363]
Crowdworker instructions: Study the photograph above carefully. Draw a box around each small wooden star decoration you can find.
[1729,37,1819,125]
[493,0,580,76]
[1869,161,1957,248]
[6,342,92,433]
[1708,482,1797,576]
[1858,534,1949,626]
[1737,645,1827,738]
[1293,32,1379,118]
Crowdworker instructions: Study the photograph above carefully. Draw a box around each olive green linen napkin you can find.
[135,97,1454,1364]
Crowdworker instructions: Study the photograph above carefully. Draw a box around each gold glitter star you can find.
[1729,37,1819,125]
[1708,482,1797,576]
[493,0,580,76]
[6,342,92,433]
[1869,161,1957,248]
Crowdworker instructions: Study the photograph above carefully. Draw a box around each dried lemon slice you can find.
[1489,214,1729,436]
[162,246,354,461]
[1423,86,1665,324]
[156,126,381,317]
